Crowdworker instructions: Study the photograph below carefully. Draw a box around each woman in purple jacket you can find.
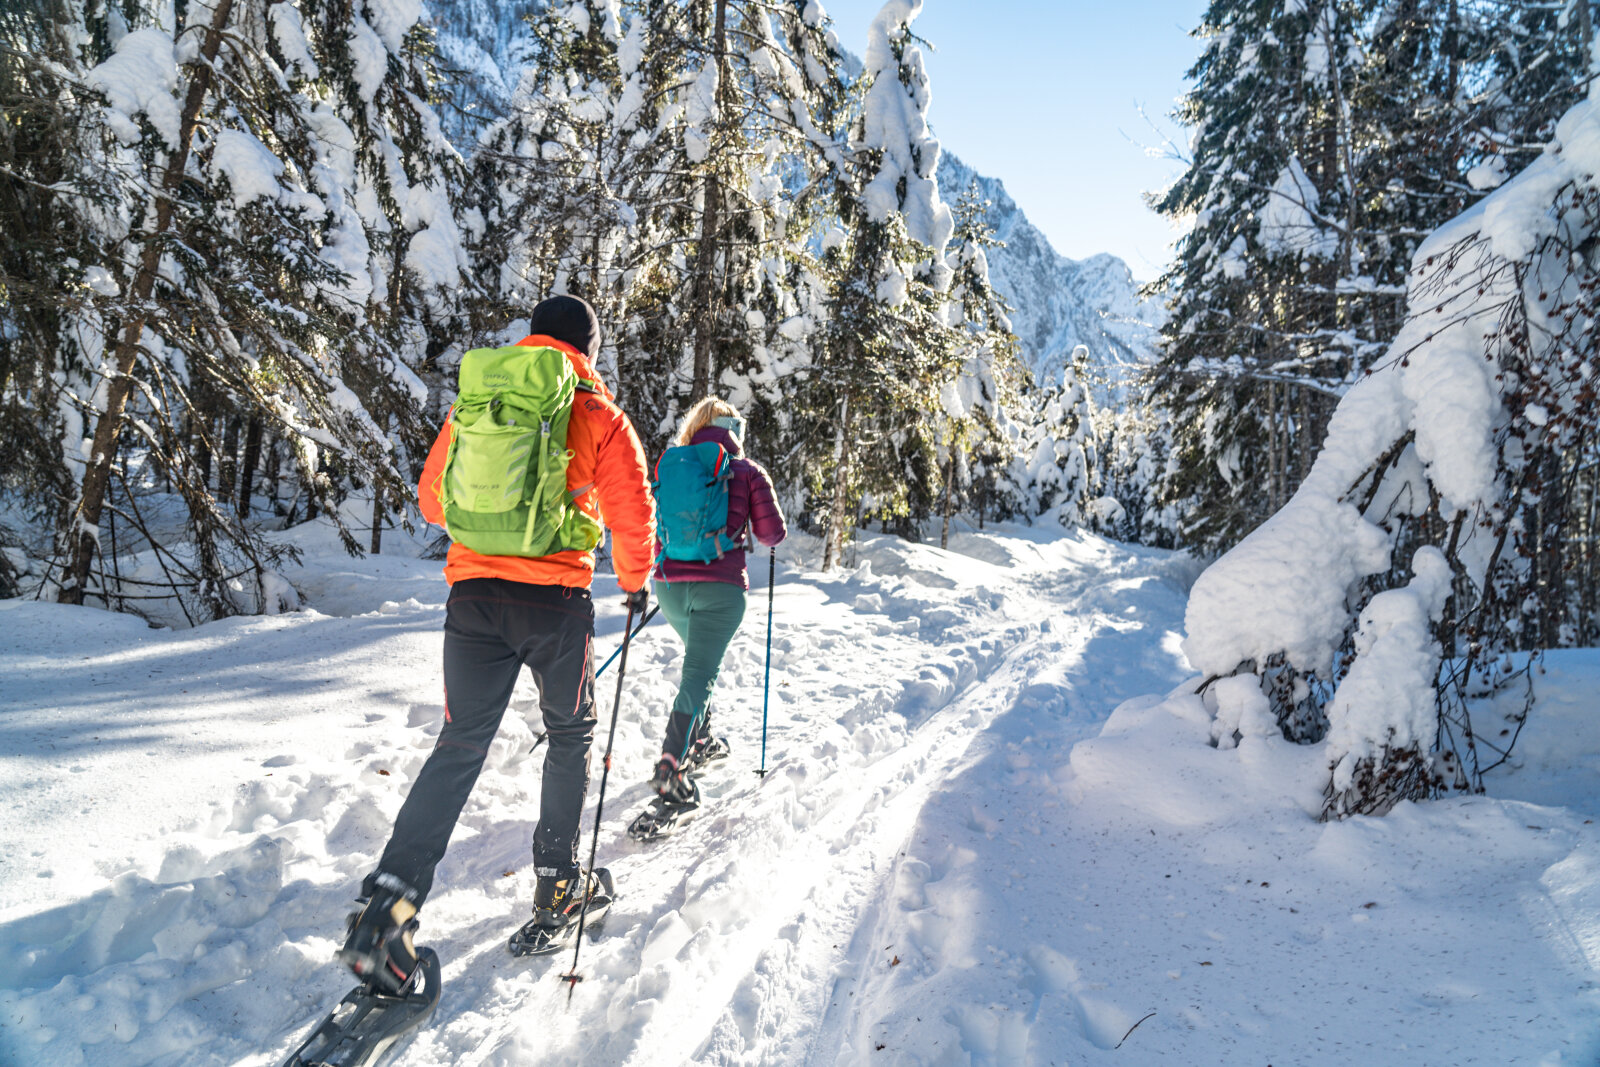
[649,398,787,802]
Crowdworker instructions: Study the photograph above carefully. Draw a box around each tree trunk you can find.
[823,395,851,571]
[305,466,319,523]
[1445,0,1460,104]
[264,437,282,517]
[1267,379,1280,511]
[1298,386,1312,485]
[1281,384,1293,506]
[59,0,236,605]
[218,414,241,506]
[190,411,213,491]
[1539,447,1567,647]
[237,415,263,516]
[940,450,955,551]
[689,0,729,401]
[370,490,384,555]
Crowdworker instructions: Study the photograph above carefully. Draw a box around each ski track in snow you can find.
[4,523,1599,1065]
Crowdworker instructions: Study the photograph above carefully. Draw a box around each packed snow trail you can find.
[5,520,1597,1065]
[0,522,1188,1065]
[329,527,1184,1067]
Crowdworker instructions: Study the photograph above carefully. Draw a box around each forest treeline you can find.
[4,0,1101,622]
[1,0,1596,696]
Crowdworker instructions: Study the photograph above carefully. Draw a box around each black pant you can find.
[374,578,596,904]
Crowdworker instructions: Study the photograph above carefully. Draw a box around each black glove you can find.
[623,587,648,614]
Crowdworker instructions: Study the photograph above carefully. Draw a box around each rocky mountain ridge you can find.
[937,152,1163,388]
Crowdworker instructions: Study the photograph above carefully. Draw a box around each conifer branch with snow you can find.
[1185,91,1600,816]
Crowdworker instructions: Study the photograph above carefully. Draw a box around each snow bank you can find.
[841,659,1600,1063]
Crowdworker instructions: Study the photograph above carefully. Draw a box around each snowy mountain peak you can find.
[937,152,1162,388]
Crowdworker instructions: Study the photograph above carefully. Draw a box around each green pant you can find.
[656,579,746,762]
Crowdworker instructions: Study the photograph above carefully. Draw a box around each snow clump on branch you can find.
[860,0,953,255]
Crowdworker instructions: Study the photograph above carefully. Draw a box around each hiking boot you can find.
[532,868,612,929]
[338,872,422,996]
[649,756,697,805]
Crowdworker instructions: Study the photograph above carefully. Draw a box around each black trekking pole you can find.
[561,601,637,1002]
[756,547,776,778]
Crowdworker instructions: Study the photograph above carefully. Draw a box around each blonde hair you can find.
[675,396,740,446]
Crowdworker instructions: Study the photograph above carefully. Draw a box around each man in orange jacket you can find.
[341,296,656,991]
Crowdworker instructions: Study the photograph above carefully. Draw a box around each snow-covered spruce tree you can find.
[0,0,117,599]
[1473,0,1597,156]
[1144,0,1597,558]
[811,0,958,569]
[634,0,852,455]
[1092,403,1179,546]
[1342,0,1594,355]
[471,0,657,351]
[1019,344,1101,528]
[35,0,466,620]
[1184,88,1600,817]
[1144,0,1374,554]
[928,182,1024,547]
[932,181,1024,548]
[705,0,853,476]
[284,0,475,548]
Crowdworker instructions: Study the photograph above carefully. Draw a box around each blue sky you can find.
[820,0,1209,277]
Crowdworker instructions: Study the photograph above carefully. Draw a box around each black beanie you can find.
[527,295,601,360]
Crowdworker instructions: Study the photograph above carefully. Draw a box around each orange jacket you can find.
[418,335,656,592]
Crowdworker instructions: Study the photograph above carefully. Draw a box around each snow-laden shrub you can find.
[1185,92,1600,818]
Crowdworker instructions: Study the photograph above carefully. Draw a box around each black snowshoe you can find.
[281,948,441,1067]
[684,706,731,772]
[686,733,731,771]
[508,867,616,957]
[628,768,703,842]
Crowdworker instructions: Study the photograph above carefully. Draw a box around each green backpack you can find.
[438,345,604,558]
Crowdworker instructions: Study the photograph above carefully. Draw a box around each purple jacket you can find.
[653,426,787,589]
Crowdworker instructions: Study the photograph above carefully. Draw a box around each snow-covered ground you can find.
[1,521,1597,1065]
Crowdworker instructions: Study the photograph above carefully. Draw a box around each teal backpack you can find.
[652,441,740,562]
[437,345,603,558]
